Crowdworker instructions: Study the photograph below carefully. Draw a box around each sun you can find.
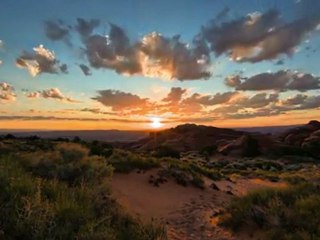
[151,117,163,129]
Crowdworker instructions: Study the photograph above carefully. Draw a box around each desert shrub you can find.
[88,140,114,158]
[190,163,223,180]
[0,155,167,240]
[57,142,89,163]
[21,144,112,186]
[200,145,217,157]
[32,139,55,151]
[154,145,180,159]
[242,135,260,157]
[107,149,160,173]
[190,171,205,189]
[0,142,12,155]
[4,133,16,139]
[160,158,206,188]
[220,183,320,240]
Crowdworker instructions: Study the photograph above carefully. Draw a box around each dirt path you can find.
[111,169,286,240]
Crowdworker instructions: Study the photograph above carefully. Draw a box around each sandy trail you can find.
[111,169,286,240]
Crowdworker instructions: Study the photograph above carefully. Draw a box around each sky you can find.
[0,0,320,130]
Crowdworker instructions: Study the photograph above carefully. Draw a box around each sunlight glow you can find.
[151,117,163,129]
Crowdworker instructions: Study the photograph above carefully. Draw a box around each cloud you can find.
[91,87,242,119]
[60,64,68,73]
[214,91,320,119]
[83,24,211,80]
[225,75,242,87]
[232,70,320,91]
[225,108,282,119]
[236,93,279,108]
[0,115,151,123]
[26,91,41,98]
[162,87,187,103]
[182,91,239,106]
[275,59,284,65]
[79,64,92,76]
[16,45,66,76]
[279,94,320,110]
[26,88,79,103]
[212,92,280,119]
[78,108,116,115]
[92,89,151,112]
[44,20,70,42]
[75,18,100,41]
[215,7,230,21]
[280,94,307,106]
[202,8,320,62]
[0,82,16,102]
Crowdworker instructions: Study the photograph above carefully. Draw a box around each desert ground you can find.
[112,169,286,240]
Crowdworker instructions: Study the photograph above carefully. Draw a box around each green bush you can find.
[107,149,160,173]
[88,140,114,158]
[20,143,112,186]
[154,145,180,159]
[200,145,217,158]
[220,183,320,240]
[0,155,167,240]
[57,142,89,163]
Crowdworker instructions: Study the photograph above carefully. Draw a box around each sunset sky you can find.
[0,0,320,130]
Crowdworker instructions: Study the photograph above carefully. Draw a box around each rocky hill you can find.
[279,120,320,157]
[129,121,320,158]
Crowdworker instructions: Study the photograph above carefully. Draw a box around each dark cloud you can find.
[232,70,320,92]
[225,108,282,119]
[158,88,239,115]
[281,94,308,106]
[215,7,230,21]
[297,95,320,110]
[162,87,187,103]
[75,18,100,41]
[16,45,66,76]
[83,24,211,80]
[182,91,239,106]
[79,64,92,76]
[59,64,68,73]
[212,92,279,119]
[85,32,140,75]
[237,93,279,108]
[214,92,320,120]
[275,59,284,65]
[202,8,320,62]
[280,94,320,110]
[92,89,151,112]
[84,86,320,121]
[26,88,79,103]
[44,20,70,42]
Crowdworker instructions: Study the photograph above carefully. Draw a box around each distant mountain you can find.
[0,130,148,142]
[236,124,303,134]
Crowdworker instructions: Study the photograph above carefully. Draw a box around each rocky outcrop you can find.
[279,120,320,157]
[135,124,245,152]
[217,135,261,157]
[127,121,320,158]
